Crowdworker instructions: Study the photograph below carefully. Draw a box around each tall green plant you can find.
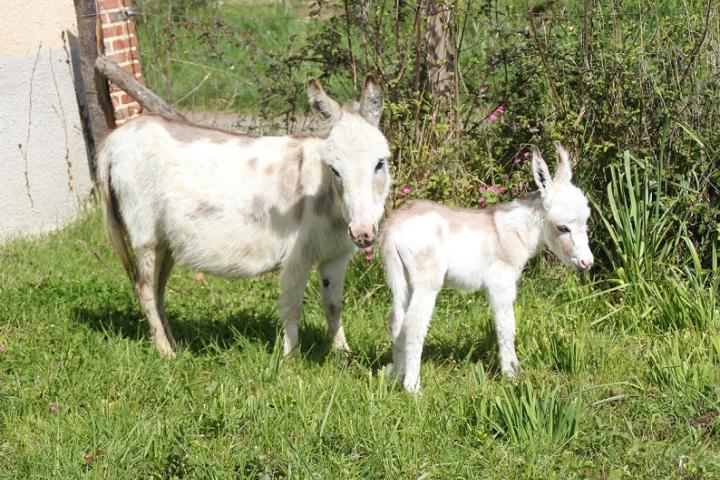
[471,383,582,447]
[593,151,684,283]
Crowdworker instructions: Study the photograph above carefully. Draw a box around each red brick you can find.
[98,0,129,12]
[103,20,134,34]
[105,50,135,63]
[101,23,128,38]
[110,35,138,51]
[111,92,134,106]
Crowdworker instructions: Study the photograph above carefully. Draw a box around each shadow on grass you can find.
[73,298,501,374]
[74,301,330,360]
[349,323,501,376]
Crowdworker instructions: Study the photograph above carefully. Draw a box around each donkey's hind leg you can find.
[155,246,176,348]
[135,245,176,357]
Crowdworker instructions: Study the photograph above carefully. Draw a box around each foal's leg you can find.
[400,249,445,394]
[279,258,312,356]
[155,246,176,348]
[134,245,175,357]
[389,277,411,381]
[487,281,520,378]
[319,253,352,351]
[399,286,440,394]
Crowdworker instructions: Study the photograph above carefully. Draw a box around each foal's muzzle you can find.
[576,257,594,272]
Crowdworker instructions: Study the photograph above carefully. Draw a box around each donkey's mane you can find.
[143,113,261,139]
[141,113,331,142]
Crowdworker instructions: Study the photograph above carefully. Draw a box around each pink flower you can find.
[478,198,488,207]
[362,246,373,253]
[496,104,506,113]
[49,404,59,414]
[489,114,497,122]
[478,185,486,192]
[523,151,530,158]
[399,185,411,197]
[514,157,522,164]
[364,254,374,261]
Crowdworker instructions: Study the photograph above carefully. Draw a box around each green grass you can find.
[135,1,326,115]
[1,207,718,478]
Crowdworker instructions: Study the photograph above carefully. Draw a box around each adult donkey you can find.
[97,76,391,357]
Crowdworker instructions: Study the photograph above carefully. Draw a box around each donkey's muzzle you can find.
[348,223,377,247]
[577,258,594,272]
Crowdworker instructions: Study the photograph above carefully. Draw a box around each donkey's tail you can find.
[96,139,137,285]
[380,231,409,338]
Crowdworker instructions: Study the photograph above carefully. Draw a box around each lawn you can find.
[0,206,718,478]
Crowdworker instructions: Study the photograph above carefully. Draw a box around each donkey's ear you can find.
[307,78,341,124]
[532,149,554,201]
[553,141,573,184]
[359,74,384,127]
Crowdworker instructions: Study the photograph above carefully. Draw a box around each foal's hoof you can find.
[501,361,521,380]
[380,363,399,381]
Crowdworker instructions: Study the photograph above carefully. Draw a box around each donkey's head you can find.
[307,75,392,247]
[532,142,594,272]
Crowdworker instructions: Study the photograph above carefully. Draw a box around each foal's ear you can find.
[359,74,384,127]
[553,141,573,184]
[307,78,342,124]
[532,149,554,200]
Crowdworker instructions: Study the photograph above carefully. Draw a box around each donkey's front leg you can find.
[279,258,312,356]
[319,253,353,352]
[488,282,520,378]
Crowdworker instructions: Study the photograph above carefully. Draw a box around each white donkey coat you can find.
[97,76,391,356]
[381,143,593,393]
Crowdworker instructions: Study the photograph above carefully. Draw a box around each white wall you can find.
[0,1,94,242]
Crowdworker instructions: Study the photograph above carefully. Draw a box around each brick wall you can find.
[97,0,143,125]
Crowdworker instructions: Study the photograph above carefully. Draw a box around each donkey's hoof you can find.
[331,343,352,358]
[283,346,301,359]
[156,343,176,358]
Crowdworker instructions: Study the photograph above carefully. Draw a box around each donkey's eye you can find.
[557,225,571,233]
[329,165,341,179]
[374,159,385,173]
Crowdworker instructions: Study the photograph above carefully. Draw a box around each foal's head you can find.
[307,76,392,247]
[532,142,594,272]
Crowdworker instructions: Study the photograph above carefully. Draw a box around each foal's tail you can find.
[380,232,409,337]
[96,139,137,285]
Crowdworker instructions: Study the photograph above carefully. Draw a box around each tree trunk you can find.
[73,0,116,179]
[424,0,453,102]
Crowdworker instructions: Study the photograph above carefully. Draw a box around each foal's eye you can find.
[329,165,341,179]
[557,225,571,233]
[374,159,385,173]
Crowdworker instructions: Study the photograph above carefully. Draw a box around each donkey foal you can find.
[98,75,391,357]
[381,143,593,393]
